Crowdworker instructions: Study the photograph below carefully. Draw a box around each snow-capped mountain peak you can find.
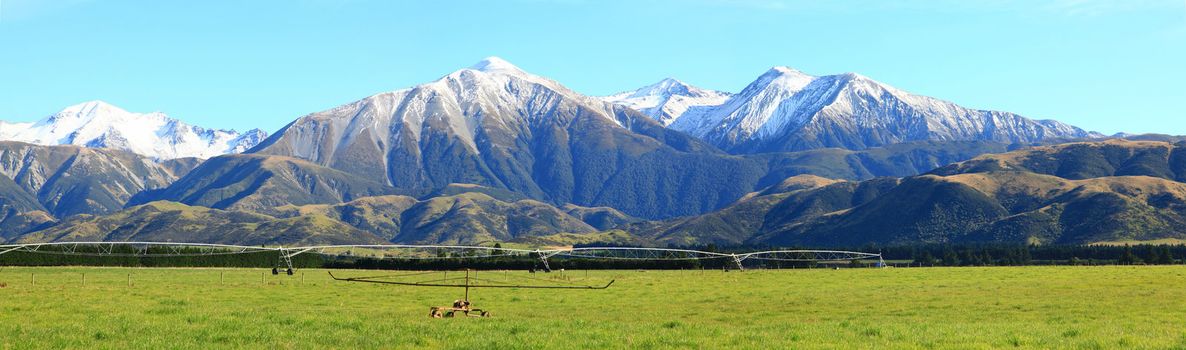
[768,66,808,76]
[51,100,127,120]
[447,57,589,104]
[258,57,639,166]
[601,78,731,126]
[469,56,524,74]
[249,57,702,195]
[656,66,1097,153]
[752,66,816,93]
[627,78,693,97]
[0,101,267,159]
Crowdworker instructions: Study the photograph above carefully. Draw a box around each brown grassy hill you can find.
[637,142,1186,247]
[129,154,401,215]
[277,192,598,245]
[17,201,387,245]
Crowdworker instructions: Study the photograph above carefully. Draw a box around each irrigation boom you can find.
[0,241,884,272]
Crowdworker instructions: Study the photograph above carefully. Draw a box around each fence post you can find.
[82,273,86,286]
[220,271,224,285]
[127,273,132,287]
[31,273,34,286]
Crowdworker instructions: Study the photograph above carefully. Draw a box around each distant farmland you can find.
[1,266,1184,349]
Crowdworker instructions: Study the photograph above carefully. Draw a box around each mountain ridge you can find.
[0,100,267,159]
[606,66,1098,154]
[0,58,1152,247]
[249,58,1034,219]
[601,78,731,126]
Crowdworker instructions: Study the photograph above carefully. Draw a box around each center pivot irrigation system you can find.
[0,242,883,272]
[0,242,882,318]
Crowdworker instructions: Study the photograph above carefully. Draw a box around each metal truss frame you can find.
[0,242,883,271]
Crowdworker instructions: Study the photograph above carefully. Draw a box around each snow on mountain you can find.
[227,128,269,154]
[0,101,267,159]
[600,78,731,126]
[250,57,746,219]
[256,56,637,163]
[653,66,1098,153]
[0,121,33,139]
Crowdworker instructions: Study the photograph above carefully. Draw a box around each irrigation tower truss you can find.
[0,242,884,271]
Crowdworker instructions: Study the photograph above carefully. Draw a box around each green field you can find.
[1,266,1185,349]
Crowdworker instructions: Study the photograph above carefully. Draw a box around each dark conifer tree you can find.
[1119,245,1138,265]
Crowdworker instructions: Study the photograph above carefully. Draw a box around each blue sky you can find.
[1,0,1183,135]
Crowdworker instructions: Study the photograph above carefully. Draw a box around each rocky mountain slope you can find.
[0,141,193,216]
[0,174,54,241]
[0,141,204,237]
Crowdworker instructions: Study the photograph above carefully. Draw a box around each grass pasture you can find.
[1,266,1185,349]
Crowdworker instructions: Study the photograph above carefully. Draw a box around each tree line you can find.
[874,243,1182,266]
[0,246,324,268]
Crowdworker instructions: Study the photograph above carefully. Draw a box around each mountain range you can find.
[604,67,1097,153]
[0,101,266,159]
[5,57,1166,248]
[244,57,1081,219]
[0,141,197,240]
